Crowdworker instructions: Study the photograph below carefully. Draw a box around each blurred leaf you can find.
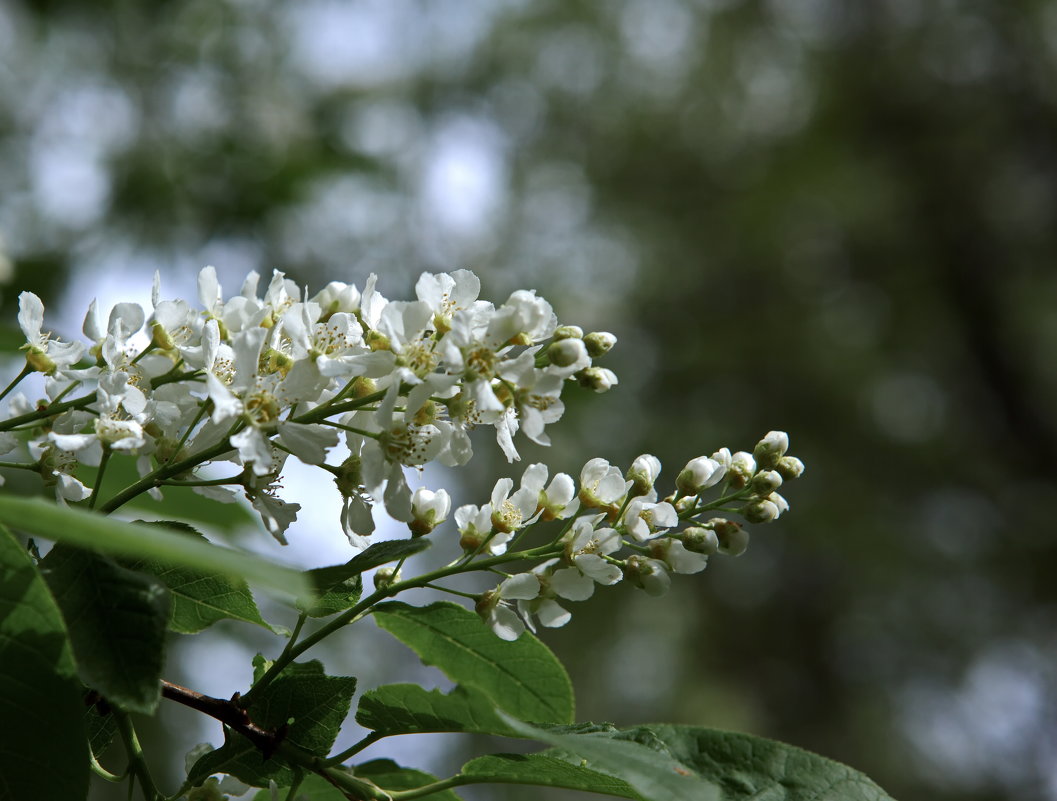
[373,601,574,724]
[40,544,169,714]
[188,660,356,788]
[126,522,275,634]
[0,496,310,600]
[0,525,88,801]
[80,454,255,534]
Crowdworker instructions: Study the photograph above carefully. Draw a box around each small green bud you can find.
[775,455,805,480]
[373,566,401,591]
[753,431,789,469]
[553,325,583,341]
[750,470,783,495]
[584,331,617,357]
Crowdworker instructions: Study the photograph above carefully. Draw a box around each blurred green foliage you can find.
[4,1,1057,799]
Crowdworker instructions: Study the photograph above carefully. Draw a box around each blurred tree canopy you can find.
[4,1,1057,799]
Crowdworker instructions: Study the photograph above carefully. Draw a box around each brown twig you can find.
[160,680,287,758]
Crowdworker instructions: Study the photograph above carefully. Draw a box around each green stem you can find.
[88,446,113,510]
[322,730,385,766]
[0,460,41,471]
[0,391,97,431]
[242,544,560,706]
[89,752,126,783]
[98,427,244,514]
[114,710,162,801]
[386,774,489,800]
[159,475,243,488]
[0,363,33,402]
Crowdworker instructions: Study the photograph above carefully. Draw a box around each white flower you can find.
[562,516,623,586]
[676,449,729,495]
[455,503,493,552]
[477,573,540,641]
[650,538,708,574]
[579,457,630,510]
[519,463,579,521]
[623,496,679,542]
[627,454,662,496]
[18,292,85,375]
[409,488,450,536]
[626,555,671,597]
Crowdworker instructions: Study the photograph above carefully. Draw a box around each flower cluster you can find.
[0,267,805,642]
[475,431,805,639]
[0,268,617,545]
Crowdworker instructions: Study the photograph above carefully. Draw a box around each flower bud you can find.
[348,376,378,399]
[626,454,661,497]
[624,555,671,597]
[584,331,617,357]
[742,499,779,524]
[727,451,756,489]
[373,566,401,591]
[548,337,589,368]
[409,488,451,537]
[150,320,176,351]
[552,325,583,341]
[576,366,618,392]
[775,455,805,480]
[676,455,726,495]
[334,455,364,498]
[680,525,720,555]
[750,470,783,495]
[710,518,749,555]
[753,431,789,469]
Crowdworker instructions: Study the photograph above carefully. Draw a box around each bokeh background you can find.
[3,1,1057,799]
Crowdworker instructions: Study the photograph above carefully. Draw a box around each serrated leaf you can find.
[639,725,898,801]
[299,567,362,618]
[41,544,169,714]
[373,601,573,724]
[498,715,720,801]
[0,525,89,801]
[251,774,347,800]
[356,683,517,737]
[0,496,310,600]
[497,720,899,801]
[126,522,275,634]
[301,538,429,618]
[189,660,356,788]
[461,753,643,800]
[355,760,463,801]
[84,692,117,761]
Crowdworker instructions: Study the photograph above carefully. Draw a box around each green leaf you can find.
[0,525,89,801]
[188,660,356,788]
[496,721,898,801]
[373,601,573,724]
[461,753,642,800]
[637,725,897,801]
[126,522,275,634]
[355,760,464,801]
[251,774,347,800]
[0,496,311,600]
[76,454,255,533]
[41,544,170,714]
[299,567,363,619]
[356,683,517,737]
[300,539,429,618]
[84,692,117,761]
[497,716,720,801]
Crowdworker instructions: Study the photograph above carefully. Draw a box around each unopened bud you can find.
[626,454,661,497]
[681,526,720,555]
[775,455,805,480]
[576,366,618,393]
[727,451,756,489]
[750,470,783,495]
[710,518,749,555]
[552,325,583,341]
[584,331,617,357]
[743,499,779,524]
[548,338,588,368]
[676,455,726,495]
[409,488,451,537]
[334,455,364,498]
[624,555,671,597]
[373,566,401,591]
[753,431,789,469]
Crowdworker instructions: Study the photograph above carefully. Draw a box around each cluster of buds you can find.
[475,431,805,639]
